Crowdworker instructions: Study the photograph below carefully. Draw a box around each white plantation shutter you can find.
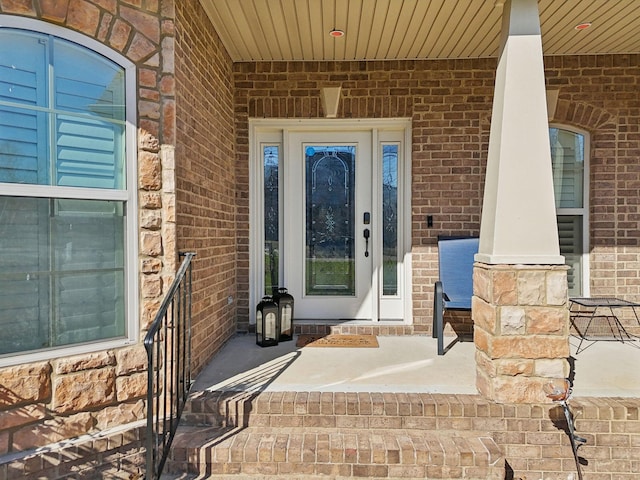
[557,215,583,296]
[55,114,122,188]
[0,25,132,360]
[550,127,588,297]
[51,200,125,345]
[0,31,48,184]
[0,198,49,353]
[53,39,125,189]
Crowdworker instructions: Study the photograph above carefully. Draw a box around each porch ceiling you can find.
[199,0,640,63]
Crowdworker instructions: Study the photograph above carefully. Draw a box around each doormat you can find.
[296,334,379,348]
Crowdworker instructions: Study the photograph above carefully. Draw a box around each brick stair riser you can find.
[182,391,484,429]
[171,391,505,479]
[169,428,503,479]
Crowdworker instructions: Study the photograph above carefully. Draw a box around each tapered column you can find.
[477,0,562,265]
[474,0,569,403]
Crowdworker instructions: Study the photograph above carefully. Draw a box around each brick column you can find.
[473,263,570,403]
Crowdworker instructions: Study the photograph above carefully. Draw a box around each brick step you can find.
[168,425,504,479]
[168,391,505,479]
[181,390,502,430]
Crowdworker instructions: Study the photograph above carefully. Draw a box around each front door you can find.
[286,131,373,319]
[251,119,411,325]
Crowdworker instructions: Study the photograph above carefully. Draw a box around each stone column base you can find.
[473,263,570,403]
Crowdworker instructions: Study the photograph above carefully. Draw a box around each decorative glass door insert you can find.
[286,131,373,320]
[305,146,355,296]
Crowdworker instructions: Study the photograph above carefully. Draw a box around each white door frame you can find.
[249,118,412,325]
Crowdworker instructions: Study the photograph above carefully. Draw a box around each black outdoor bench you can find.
[433,235,479,355]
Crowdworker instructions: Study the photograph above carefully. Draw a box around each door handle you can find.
[363,228,370,257]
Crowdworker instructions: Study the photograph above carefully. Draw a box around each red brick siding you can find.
[174,1,237,373]
[233,55,640,333]
[233,59,490,332]
[547,55,640,308]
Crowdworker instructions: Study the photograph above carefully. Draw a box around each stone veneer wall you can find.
[233,55,640,333]
[173,1,238,375]
[0,0,177,462]
[474,264,571,404]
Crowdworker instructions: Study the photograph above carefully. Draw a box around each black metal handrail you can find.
[144,252,196,479]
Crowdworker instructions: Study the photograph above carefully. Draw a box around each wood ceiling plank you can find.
[373,0,404,59]
[442,0,498,59]
[418,0,455,58]
[294,0,315,60]
[280,0,305,60]
[237,0,275,60]
[540,0,600,54]
[429,0,475,58]
[384,0,419,60]
[353,0,375,60]
[201,0,245,62]
[332,0,349,61]
[199,0,640,61]
[365,0,391,59]
[308,0,333,60]
[252,0,286,61]
[342,0,364,60]
[467,5,502,58]
[406,0,445,59]
[570,1,640,54]
[219,0,261,60]
[261,0,295,61]
[419,0,459,58]
[394,0,433,60]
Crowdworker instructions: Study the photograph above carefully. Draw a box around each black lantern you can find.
[273,287,294,341]
[256,296,279,347]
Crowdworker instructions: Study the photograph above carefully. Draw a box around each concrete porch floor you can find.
[192,332,640,398]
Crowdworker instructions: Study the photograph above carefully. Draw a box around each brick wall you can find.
[233,55,640,333]
[174,1,238,373]
[0,0,175,459]
[233,59,493,333]
[548,55,640,334]
[547,55,640,301]
[496,396,640,479]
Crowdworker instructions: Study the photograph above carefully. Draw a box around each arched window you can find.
[0,18,137,363]
[550,126,589,296]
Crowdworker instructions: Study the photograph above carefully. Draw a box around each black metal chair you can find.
[433,236,479,355]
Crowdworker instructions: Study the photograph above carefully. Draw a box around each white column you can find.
[476,0,563,265]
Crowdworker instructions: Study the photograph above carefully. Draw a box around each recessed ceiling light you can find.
[575,22,592,31]
[329,29,345,38]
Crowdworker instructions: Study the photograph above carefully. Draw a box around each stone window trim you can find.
[0,15,139,368]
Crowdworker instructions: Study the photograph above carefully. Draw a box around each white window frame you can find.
[0,16,138,367]
[550,123,590,297]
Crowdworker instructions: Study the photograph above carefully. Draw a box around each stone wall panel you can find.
[115,346,147,375]
[0,362,51,408]
[0,404,48,430]
[52,368,116,414]
[55,352,116,375]
[116,372,147,401]
[0,0,174,460]
[95,399,145,430]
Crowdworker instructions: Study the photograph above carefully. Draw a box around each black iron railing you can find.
[144,252,196,479]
